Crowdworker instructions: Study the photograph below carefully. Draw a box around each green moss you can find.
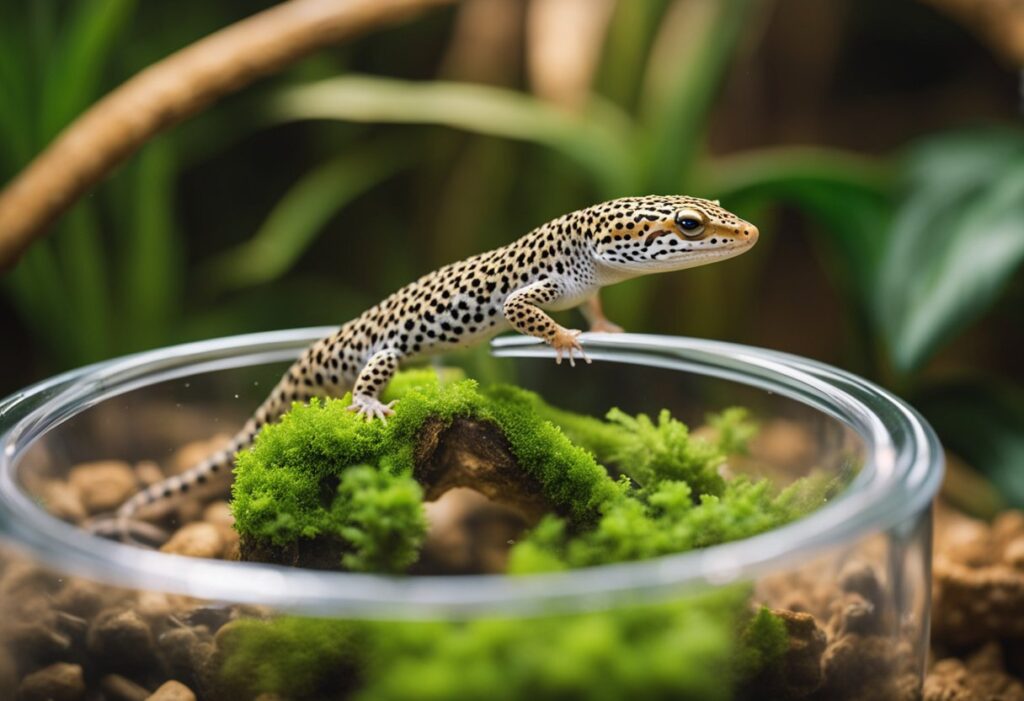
[216,617,365,700]
[221,370,833,698]
[330,466,425,573]
[506,405,829,574]
[233,369,833,575]
[217,587,783,701]
[232,370,620,555]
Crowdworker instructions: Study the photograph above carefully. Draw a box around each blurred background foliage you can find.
[0,0,1022,511]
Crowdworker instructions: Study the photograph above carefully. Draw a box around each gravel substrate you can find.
[7,435,1023,701]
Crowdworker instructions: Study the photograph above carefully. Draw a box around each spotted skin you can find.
[107,195,758,531]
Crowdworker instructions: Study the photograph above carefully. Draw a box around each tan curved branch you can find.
[0,0,455,271]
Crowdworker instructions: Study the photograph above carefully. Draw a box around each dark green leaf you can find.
[877,129,1024,372]
[706,147,893,300]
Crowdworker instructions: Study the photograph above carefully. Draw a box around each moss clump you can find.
[507,405,831,573]
[231,369,619,566]
[216,588,789,701]
[331,466,425,573]
[221,368,835,699]
[232,368,835,574]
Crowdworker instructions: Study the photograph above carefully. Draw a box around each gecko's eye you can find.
[675,209,705,238]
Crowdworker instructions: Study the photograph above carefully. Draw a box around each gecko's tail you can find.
[87,365,313,545]
[85,430,246,546]
[86,333,346,546]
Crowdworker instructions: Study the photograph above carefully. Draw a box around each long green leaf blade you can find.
[41,0,136,140]
[201,143,411,294]
[122,137,180,352]
[271,75,636,198]
[639,0,757,193]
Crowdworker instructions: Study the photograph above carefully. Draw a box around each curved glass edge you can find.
[0,328,944,619]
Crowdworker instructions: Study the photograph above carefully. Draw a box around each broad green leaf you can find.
[916,379,1024,507]
[706,147,893,300]
[878,129,1024,372]
[201,142,410,293]
[270,75,636,198]
[639,0,756,193]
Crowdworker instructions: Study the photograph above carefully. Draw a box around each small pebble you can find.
[175,498,204,526]
[838,561,882,607]
[0,561,58,598]
[68,461,138,514]
[1003,537,1024,569]
[135,591,173,623]
[203,501,234,530]
[41,480,87,522]
[170,435,230,475]
[17,662,85,701]
[993,511,1024,541]
[87,608,159,674]
[51,578,106,618]
[101,674,152,701]
[135,460,166,487]
[158,626,214,682]
[146,680,197,701]
[160,523,224,559]
[9,617,73,664]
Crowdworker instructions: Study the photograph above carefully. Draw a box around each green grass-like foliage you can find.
[232,369,832,574]
[217,588,788,701]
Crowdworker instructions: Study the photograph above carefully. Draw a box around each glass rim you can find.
[0,328,943,619]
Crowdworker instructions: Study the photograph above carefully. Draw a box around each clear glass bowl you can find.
[0,329,942,701]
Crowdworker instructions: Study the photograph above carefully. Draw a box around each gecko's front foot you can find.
[347,394,397,423]
[549,327,592,367]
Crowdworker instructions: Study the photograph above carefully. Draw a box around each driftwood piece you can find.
[239,416,554,571]
[414,417,553,523]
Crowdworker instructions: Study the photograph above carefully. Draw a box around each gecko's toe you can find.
[85,515,169,548]
[551,328,588,367]
[347,395,397,423]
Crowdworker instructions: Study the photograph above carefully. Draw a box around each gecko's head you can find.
[590,195,759,276]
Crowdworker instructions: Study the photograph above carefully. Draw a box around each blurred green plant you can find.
[711,128,1024,507]
[2,1,1022,507]
[255,4,1023,504]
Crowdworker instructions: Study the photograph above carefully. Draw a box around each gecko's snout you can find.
[744,224,759,245]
